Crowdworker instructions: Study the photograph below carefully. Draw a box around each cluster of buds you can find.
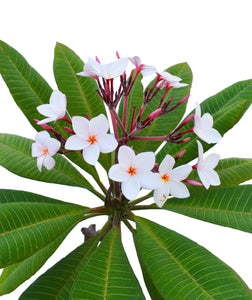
[31,54,222,208]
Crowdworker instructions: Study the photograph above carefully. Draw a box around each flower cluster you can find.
[32,55,222,208]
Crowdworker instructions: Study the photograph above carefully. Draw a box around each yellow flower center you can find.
[161,173,170,183]
[127,166,137,176]
[88,135,97,145]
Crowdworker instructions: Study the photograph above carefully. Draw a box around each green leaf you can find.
[0,229,70,296]
[134,216,252,299]
[19,235,100,300]
[0,40,100,186]
[53,42,111,171]
[72,228,145,299]
[131,63,192,153]
[188,157,252,193]
[0,40,64,135]
[162,185,252,233]
[0,134,97,193]
[157,80,252,165]
[0,190,89,267]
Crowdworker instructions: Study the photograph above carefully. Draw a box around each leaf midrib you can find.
[0,209,83,237]
[141,222,215,300]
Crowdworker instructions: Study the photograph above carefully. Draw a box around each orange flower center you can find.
[88,135,97,145]
[42,147,49,156]
[127,166,137,176]
[161,173,170,183]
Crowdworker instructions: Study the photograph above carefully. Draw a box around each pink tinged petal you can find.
[89,114,109,137]
[137,171,160,190]
[43,155,55,171]
[118,146,136,169]
[195,102,201,118]
[169,181,190,198]
[47,139,61,156]
[171,165,192,181]
[37,117,57,125]
[204,153,220,169]
[121,176,140,200]
[108,164,130,182]
[82,143,100,165]
[153,183,169,208]
[35,131,51,144]
[72,116,90,139]
[159,154,175,175]
[129,56,141,66]
[97,134,118,153]
[173,82,188,88]
[65,135,89,150]
[134,151,156,172]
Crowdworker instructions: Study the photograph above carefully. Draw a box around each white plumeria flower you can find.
[196,140,220,189]
[128,56,157,76]
[37,90,67,124]
[77,57,128,79]
[65,114,118,165]
[193,102,222,144]
[108,146,160,201]
[32,131,61,172]
[157,71,188,89]
[153,155,192,207]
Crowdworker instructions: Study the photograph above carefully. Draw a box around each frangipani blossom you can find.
[32,131,61,172]
[157,71,188,89]
[193,102,222,144]
[77,57,128,79]
[65,114,118,165]
[129,56,157,76]
[196,140,220,189]
[37,90,67,124]
[153,155,192,207]
[108,146,159,200]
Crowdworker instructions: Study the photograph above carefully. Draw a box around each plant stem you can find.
[122,218,135,234]
[129,192,152,207]
[131,204,160,211]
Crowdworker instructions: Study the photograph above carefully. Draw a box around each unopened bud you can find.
[184,179,203,186]
[175,150,186,161]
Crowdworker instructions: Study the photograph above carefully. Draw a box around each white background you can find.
[0,0,252,299]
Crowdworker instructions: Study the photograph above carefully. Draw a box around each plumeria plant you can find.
[0,40,251,299]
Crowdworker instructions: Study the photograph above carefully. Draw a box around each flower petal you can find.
[37,117,57,125]
[108,164,129,182]
[72,116,90,139]
[153,183,169,208]
[197,168,211,189]
[169,180,190,198]
[36,156,44,172]
[121,176,140,200]
[159,154,175,175]
[37,104,55,118]
[43,155,55,171]
[97,133,118,153]
[47,139,61,156]
[83,143,100,165]
[102,58,128,79]
[137,171,160,190]
[49,90,67,117]
[197,128,222,144]
[134,151,155,172]
[204,153,220,169]
[171,165,192,181]
[32,143,43,157]
[206,169,221,187]
[35,131,51,144]
[89,114,109,137]
[65,135,89,150]
[118,146,135,169]
[201,113,213,129]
